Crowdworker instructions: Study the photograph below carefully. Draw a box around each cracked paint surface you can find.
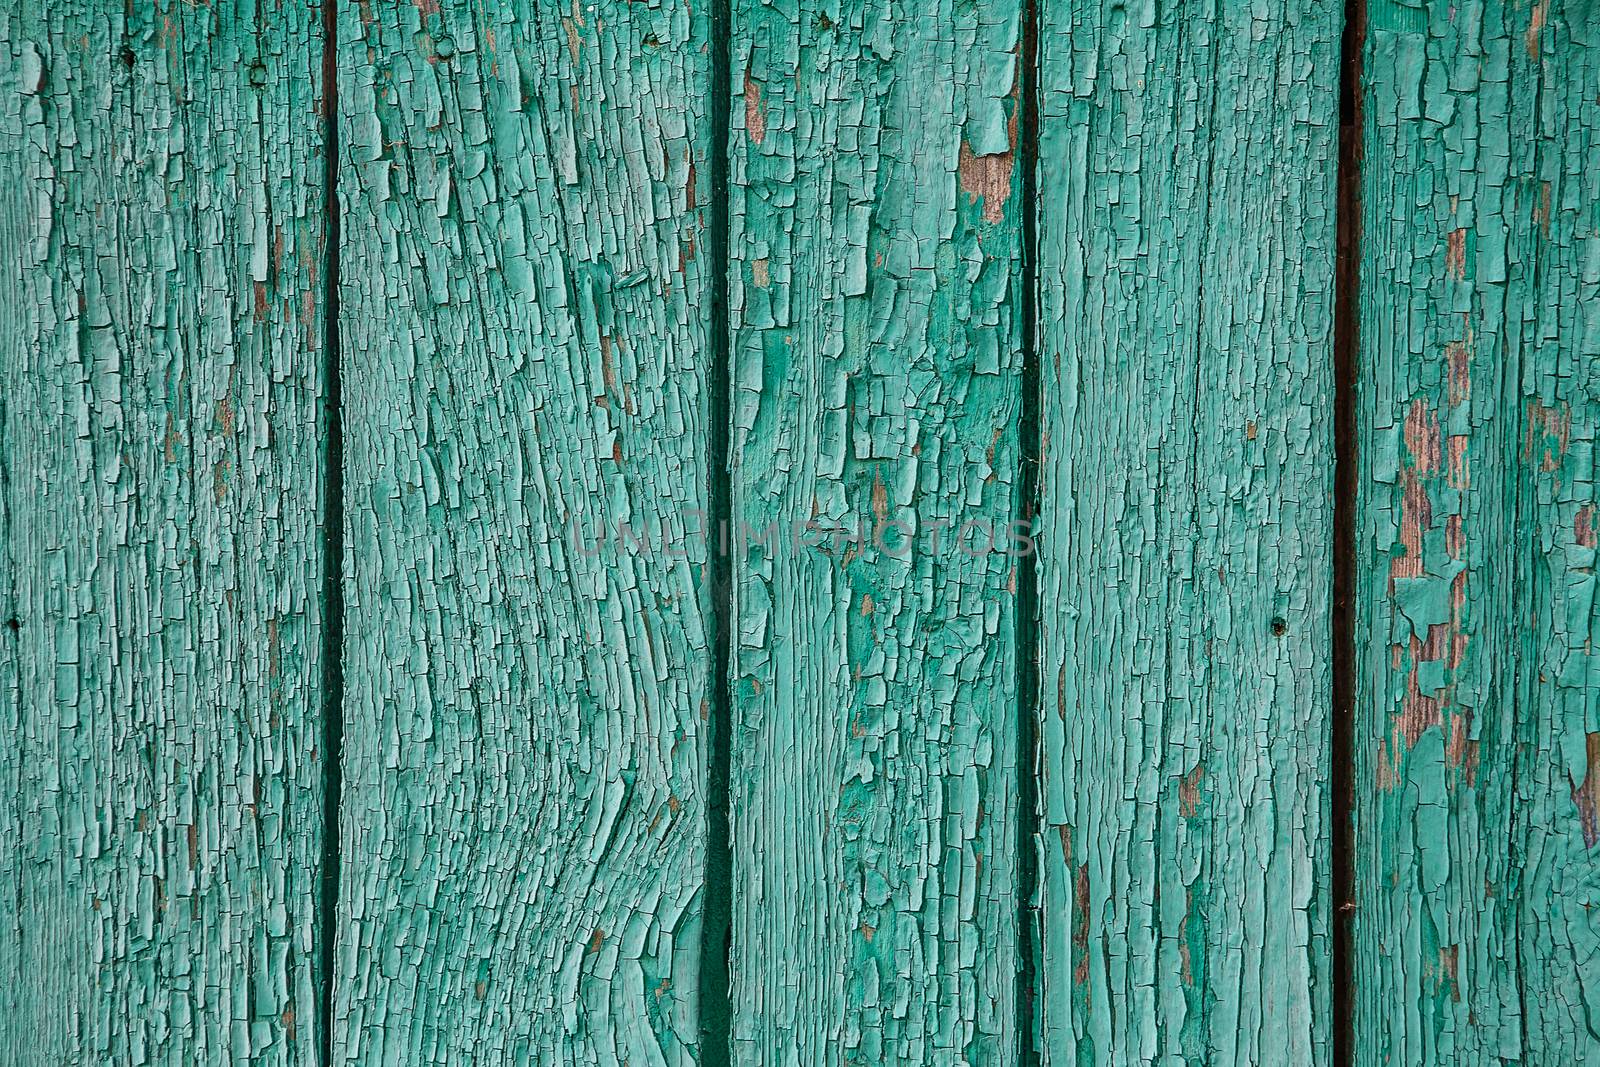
[1353,0,1600,1061]
[9,0,1600,1060]
[0,1,330,1063]
[331,0,715,1063]
[1035,0,1341,1062]
[727,0,1025,1060]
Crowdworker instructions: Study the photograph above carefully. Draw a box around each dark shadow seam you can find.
[1016,0,1042,1061]
[317,0,346,1063]
[1331,0,1367,1062]
[698,0,735,1057]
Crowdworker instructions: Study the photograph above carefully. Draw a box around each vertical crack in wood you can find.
[318,0,346,1061]
[1331,0,1367,1061]
[699,0,734,1056]
[1017,0,1042,1060]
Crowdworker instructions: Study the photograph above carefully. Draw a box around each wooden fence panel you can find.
[1351,1,1600,1062]
[1034,1,1343,1062]
[14,0,1600,1061]
[726,0,1026,1060]
[0,1,330,1063]
[331,0,717,1063]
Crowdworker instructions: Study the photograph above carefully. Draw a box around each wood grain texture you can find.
[726,0,1025,1061]
[1033,1,1341,1061]
[331,0,715,1063]
[0,1,329,1063]
[1351,1,1600,1062]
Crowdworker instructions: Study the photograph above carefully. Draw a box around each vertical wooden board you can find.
[1034,1,1341,1062]
[0,1,328,1063]
[727,0,1024,1061]
[1352,2,1600,1062]
[332,1,714,1063]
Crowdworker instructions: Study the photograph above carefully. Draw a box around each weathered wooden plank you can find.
[0,1,329,1063]
[1033,1,1342,1062]
[1351,2,1600,1062]
[726,0,1025,1060]
[331,1,716,1063]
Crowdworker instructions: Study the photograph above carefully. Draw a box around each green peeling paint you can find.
[1034,0,1343,1062]
[726,0,1025,1060]
[331,0,716,1062]
[1352,0,1600,1061]
[7,0,1600,1063]
[0,0,330,1062]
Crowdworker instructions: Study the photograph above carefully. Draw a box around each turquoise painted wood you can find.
[11,0,1600,1062]
[0,1,331,1063]
[1351,0,1600,1062]
[330,0,717,1063]
[725,0,1026,1060]
[1033,0,1343,1062]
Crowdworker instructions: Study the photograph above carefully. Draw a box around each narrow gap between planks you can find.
[1015,0,1044,1059]
[1330,0,1368,1061]
[697,0,736,1052]
[317,0,347,1060]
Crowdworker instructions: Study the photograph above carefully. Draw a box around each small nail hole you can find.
[1271,616,1288,637]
